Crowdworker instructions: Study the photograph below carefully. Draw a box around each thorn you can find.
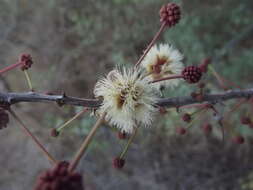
[62,92,67,98]
[56,99,65,107]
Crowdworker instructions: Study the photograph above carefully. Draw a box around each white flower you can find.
[94,68,159,133]
[140,43,184,89]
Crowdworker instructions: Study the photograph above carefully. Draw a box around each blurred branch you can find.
[0,88,252,108]
[213,23,253,64]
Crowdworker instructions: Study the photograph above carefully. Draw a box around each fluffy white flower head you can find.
[141,43,184,89]
[94,68,158,133]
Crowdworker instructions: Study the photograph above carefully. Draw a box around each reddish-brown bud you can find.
[118,131,127,140]
[202,123,212,134]
[0,108,9,130]
[33,161,84,190]
[241,117,251,125]
[198,82,205,89]
[159,107,167,115]
[159,3,181,27]
[18,53,33,71]
[195,94,204,101]
[182,113,191,123]
[199,58,211,73]
[232,136,245,144]
[113,157,125,169]
[191,92,198,99]
[51,129,60,137]
[176,127,187,135]
[182,66,202,83]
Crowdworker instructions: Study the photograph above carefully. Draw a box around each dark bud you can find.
[202,123,212,134]
[198,82,205,89]
[160,3,181,27]
[241,117,251,125]
[33,161,84,190]
[0,108,9,130]
[19,53,33,71]
[113,157,125,169]
[176,127,187,135]
[118,131,127,140]
[195,94,204,101]
[51,129,60,137]
[159,107,167,115]
[199,57,211,73]
[232,136,245,144]
[182,66,202,84]
[182,113,191,123]
[191,92,198,99]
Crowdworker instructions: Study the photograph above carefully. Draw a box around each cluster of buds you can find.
[34,161,84,190]
[160,3,181,27]
[18,53,33,71]
[182,65,203,84]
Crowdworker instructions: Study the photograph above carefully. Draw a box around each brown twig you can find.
[135,22,166,67]
[8,109,57,164]
[0,88,253,109]
[68,112,106,172]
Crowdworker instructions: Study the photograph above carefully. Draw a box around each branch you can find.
[0,88,252,109]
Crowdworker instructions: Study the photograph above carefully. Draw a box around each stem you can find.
[135,22,166,67]
[150,74,183,84]
[119,127,138,159]
[8,109,57,164]
[24,70,33,91]
[0,62,23,74]
[68,112,106,172]
[56,108,88,133]
[187,109,207,129]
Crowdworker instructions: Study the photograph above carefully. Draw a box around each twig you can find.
[8,109,57,164]
[68,112,106,172]
[0,88,252,108]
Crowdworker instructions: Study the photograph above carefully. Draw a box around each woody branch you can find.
[0,88,252,109]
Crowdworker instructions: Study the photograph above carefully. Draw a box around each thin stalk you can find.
[187,109,207,129]
[135,22,166,67]
[56,108,88,133]
[120,127,138,159]
[150,74,183,84]
[9,109,57,164]
[208,65,241,90]
[69,112,106,172]
[0,62,23,74]
[24,70,33,91]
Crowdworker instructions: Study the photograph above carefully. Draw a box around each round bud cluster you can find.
[182,66,202,83]
[182,113,191,123]
[34,161,84,190]
[18,53,33,71]
[113,157,125,169]
[0,108,9,130]
[176,127,187,135]
[159,3,181,27]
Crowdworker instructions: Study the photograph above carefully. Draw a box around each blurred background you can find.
[0,0,253,189]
